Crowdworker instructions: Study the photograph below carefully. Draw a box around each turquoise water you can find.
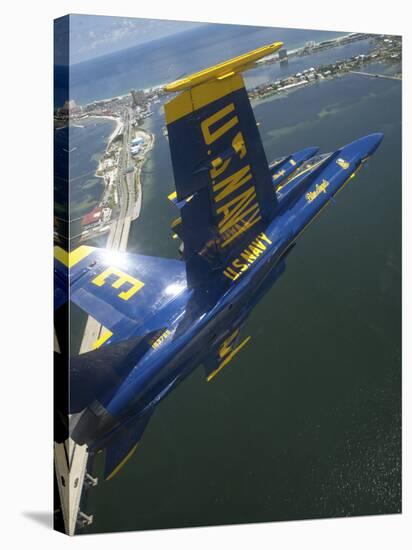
[68,26,401,532]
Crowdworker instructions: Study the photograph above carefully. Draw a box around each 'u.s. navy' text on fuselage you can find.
[223,232,273,281]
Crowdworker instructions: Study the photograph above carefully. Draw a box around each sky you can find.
[60,15,203,64]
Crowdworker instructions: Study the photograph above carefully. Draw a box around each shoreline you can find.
[84,115,155,239]
[131,130,155,221]
[77,112,153,246]
[91,115,122,182]
[249,37,401,103]
[79,121,154,353]
[70,32,359,109]
[90,115,123,144]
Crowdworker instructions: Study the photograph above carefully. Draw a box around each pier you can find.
[349,70,401,81]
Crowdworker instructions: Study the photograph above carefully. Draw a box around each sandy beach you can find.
[93,115,123,144]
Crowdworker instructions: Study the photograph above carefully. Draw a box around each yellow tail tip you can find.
[164,41,283,93]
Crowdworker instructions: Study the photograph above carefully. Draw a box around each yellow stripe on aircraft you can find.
[165,75,245,125]
[105,444,138,481]
[171,217,182,229]
[167,190,193,204]
[54,245,95,268]
[92,327,113,350]
[164,42,283,92]
[207,336,251,382]
[164,42,283,125]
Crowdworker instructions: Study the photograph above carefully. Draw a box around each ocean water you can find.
[65,24,347,106]
[245,37,376,88]
[66,24,401,532]
[54,117,115,234]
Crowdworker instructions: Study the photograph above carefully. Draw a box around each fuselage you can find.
[79,133,383,451]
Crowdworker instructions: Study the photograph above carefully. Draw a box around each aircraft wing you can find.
[54,245,187,346]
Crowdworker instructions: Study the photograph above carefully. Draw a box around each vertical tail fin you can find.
[164,42,283,285]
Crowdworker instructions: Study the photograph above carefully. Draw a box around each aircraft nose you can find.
[359,133,384,159]
[340,133,384,163]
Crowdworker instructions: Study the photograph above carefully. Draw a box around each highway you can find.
[110,108,134,252]
[79,107,135,353]
[56,108,152,535]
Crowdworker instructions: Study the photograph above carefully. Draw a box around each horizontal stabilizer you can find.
[54,245,186,344]
[167,190,192,208]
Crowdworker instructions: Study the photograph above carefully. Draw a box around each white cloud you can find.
[68,15,203,64]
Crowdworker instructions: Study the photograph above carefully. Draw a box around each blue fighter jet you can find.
[54,42,383,480]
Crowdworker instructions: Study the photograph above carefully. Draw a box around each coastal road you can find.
[63,107,152,534]
[79,109,132,354]
[111,108,133,252]
[79,107,146,353]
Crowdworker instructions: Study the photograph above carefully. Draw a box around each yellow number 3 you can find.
[92,266,145,301]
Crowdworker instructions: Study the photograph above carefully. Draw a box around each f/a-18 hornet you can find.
[54,42,383,480]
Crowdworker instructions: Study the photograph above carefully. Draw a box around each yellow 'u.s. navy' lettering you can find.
[210,157,231,179]
[199,100,262,250]
[217,187,259,234]
[232,132,247,159]
[209,133,247,180]
[220,213,263,249]
[223,232,272,281]
[92,266,145,301]
[201,103,239,145]
[213,165,252,203]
